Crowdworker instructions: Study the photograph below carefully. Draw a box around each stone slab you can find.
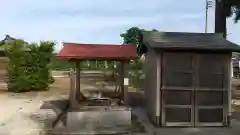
[66,109,131,131]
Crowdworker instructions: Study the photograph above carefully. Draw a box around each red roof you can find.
[57,43,137,60]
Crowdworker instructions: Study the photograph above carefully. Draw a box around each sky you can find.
[0,0,239,52]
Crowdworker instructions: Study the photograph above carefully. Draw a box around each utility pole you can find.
[205,0,208,33]
[215,0,227,38]
[205,0,214,33]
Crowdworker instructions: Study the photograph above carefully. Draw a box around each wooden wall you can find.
[144,48,159,124]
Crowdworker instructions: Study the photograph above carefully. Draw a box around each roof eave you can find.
[56,56,137,61]
[150,46,240,52]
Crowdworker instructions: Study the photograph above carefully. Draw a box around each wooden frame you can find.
[159,52,231,127]
[68,59,130,108]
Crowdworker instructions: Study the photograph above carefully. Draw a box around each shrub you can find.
[5,40,55,92]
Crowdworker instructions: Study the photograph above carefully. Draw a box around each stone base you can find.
[66,106,131,132]
[48,106,149,135]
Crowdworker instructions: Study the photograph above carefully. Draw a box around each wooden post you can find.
[119,61,129,105]
[69,61,85,108]
[119,62,124,100]
[69,67,77,108]
[123,61,129,105]
[75,61,84,102]
[227,54,232,126]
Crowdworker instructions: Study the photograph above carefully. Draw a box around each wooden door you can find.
[161,52,195,126]
[161,52,229,127]
[195,53,228,126]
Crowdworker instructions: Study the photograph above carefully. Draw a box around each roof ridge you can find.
[62,42,134,46]
[143,31,240,52]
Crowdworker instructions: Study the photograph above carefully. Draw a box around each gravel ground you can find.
[0,75,111,135]
[0,79,69,135]
[1,75,240,135]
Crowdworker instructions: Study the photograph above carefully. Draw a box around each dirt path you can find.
[1,75,240,135]
[0,78,69,135]
[0,75,116,135]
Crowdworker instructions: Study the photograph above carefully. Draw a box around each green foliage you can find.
[129,59,144,71]
[5,40,55,92]
[51,58,73,70]
[128,59,145,89]
[129,59,144,78]
[120,27,159,56]
[215,0,240,22]
[120,27,147,88]
[120,27,147,56]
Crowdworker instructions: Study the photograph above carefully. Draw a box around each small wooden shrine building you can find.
[57,43,136,107]
[143,31,240,127]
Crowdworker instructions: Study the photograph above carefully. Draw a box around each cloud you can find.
[178,13,204,20]
[0,0,239,51]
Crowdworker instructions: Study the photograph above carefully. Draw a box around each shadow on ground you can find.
[25,77,240,135]
[28,99,69,134]
[127,92,145,107]
[40,99,69,112]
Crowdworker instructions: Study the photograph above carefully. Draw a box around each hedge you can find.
[4,40,55,92]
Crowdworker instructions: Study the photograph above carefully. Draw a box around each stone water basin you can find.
[67,98,132,130]
[49,98,132,134]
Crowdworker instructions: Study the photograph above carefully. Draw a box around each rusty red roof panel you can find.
[57,43,137,60]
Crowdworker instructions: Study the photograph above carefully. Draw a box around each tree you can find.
[120,27,160,56]
[215,0,240,38]
[120,27,147,56]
